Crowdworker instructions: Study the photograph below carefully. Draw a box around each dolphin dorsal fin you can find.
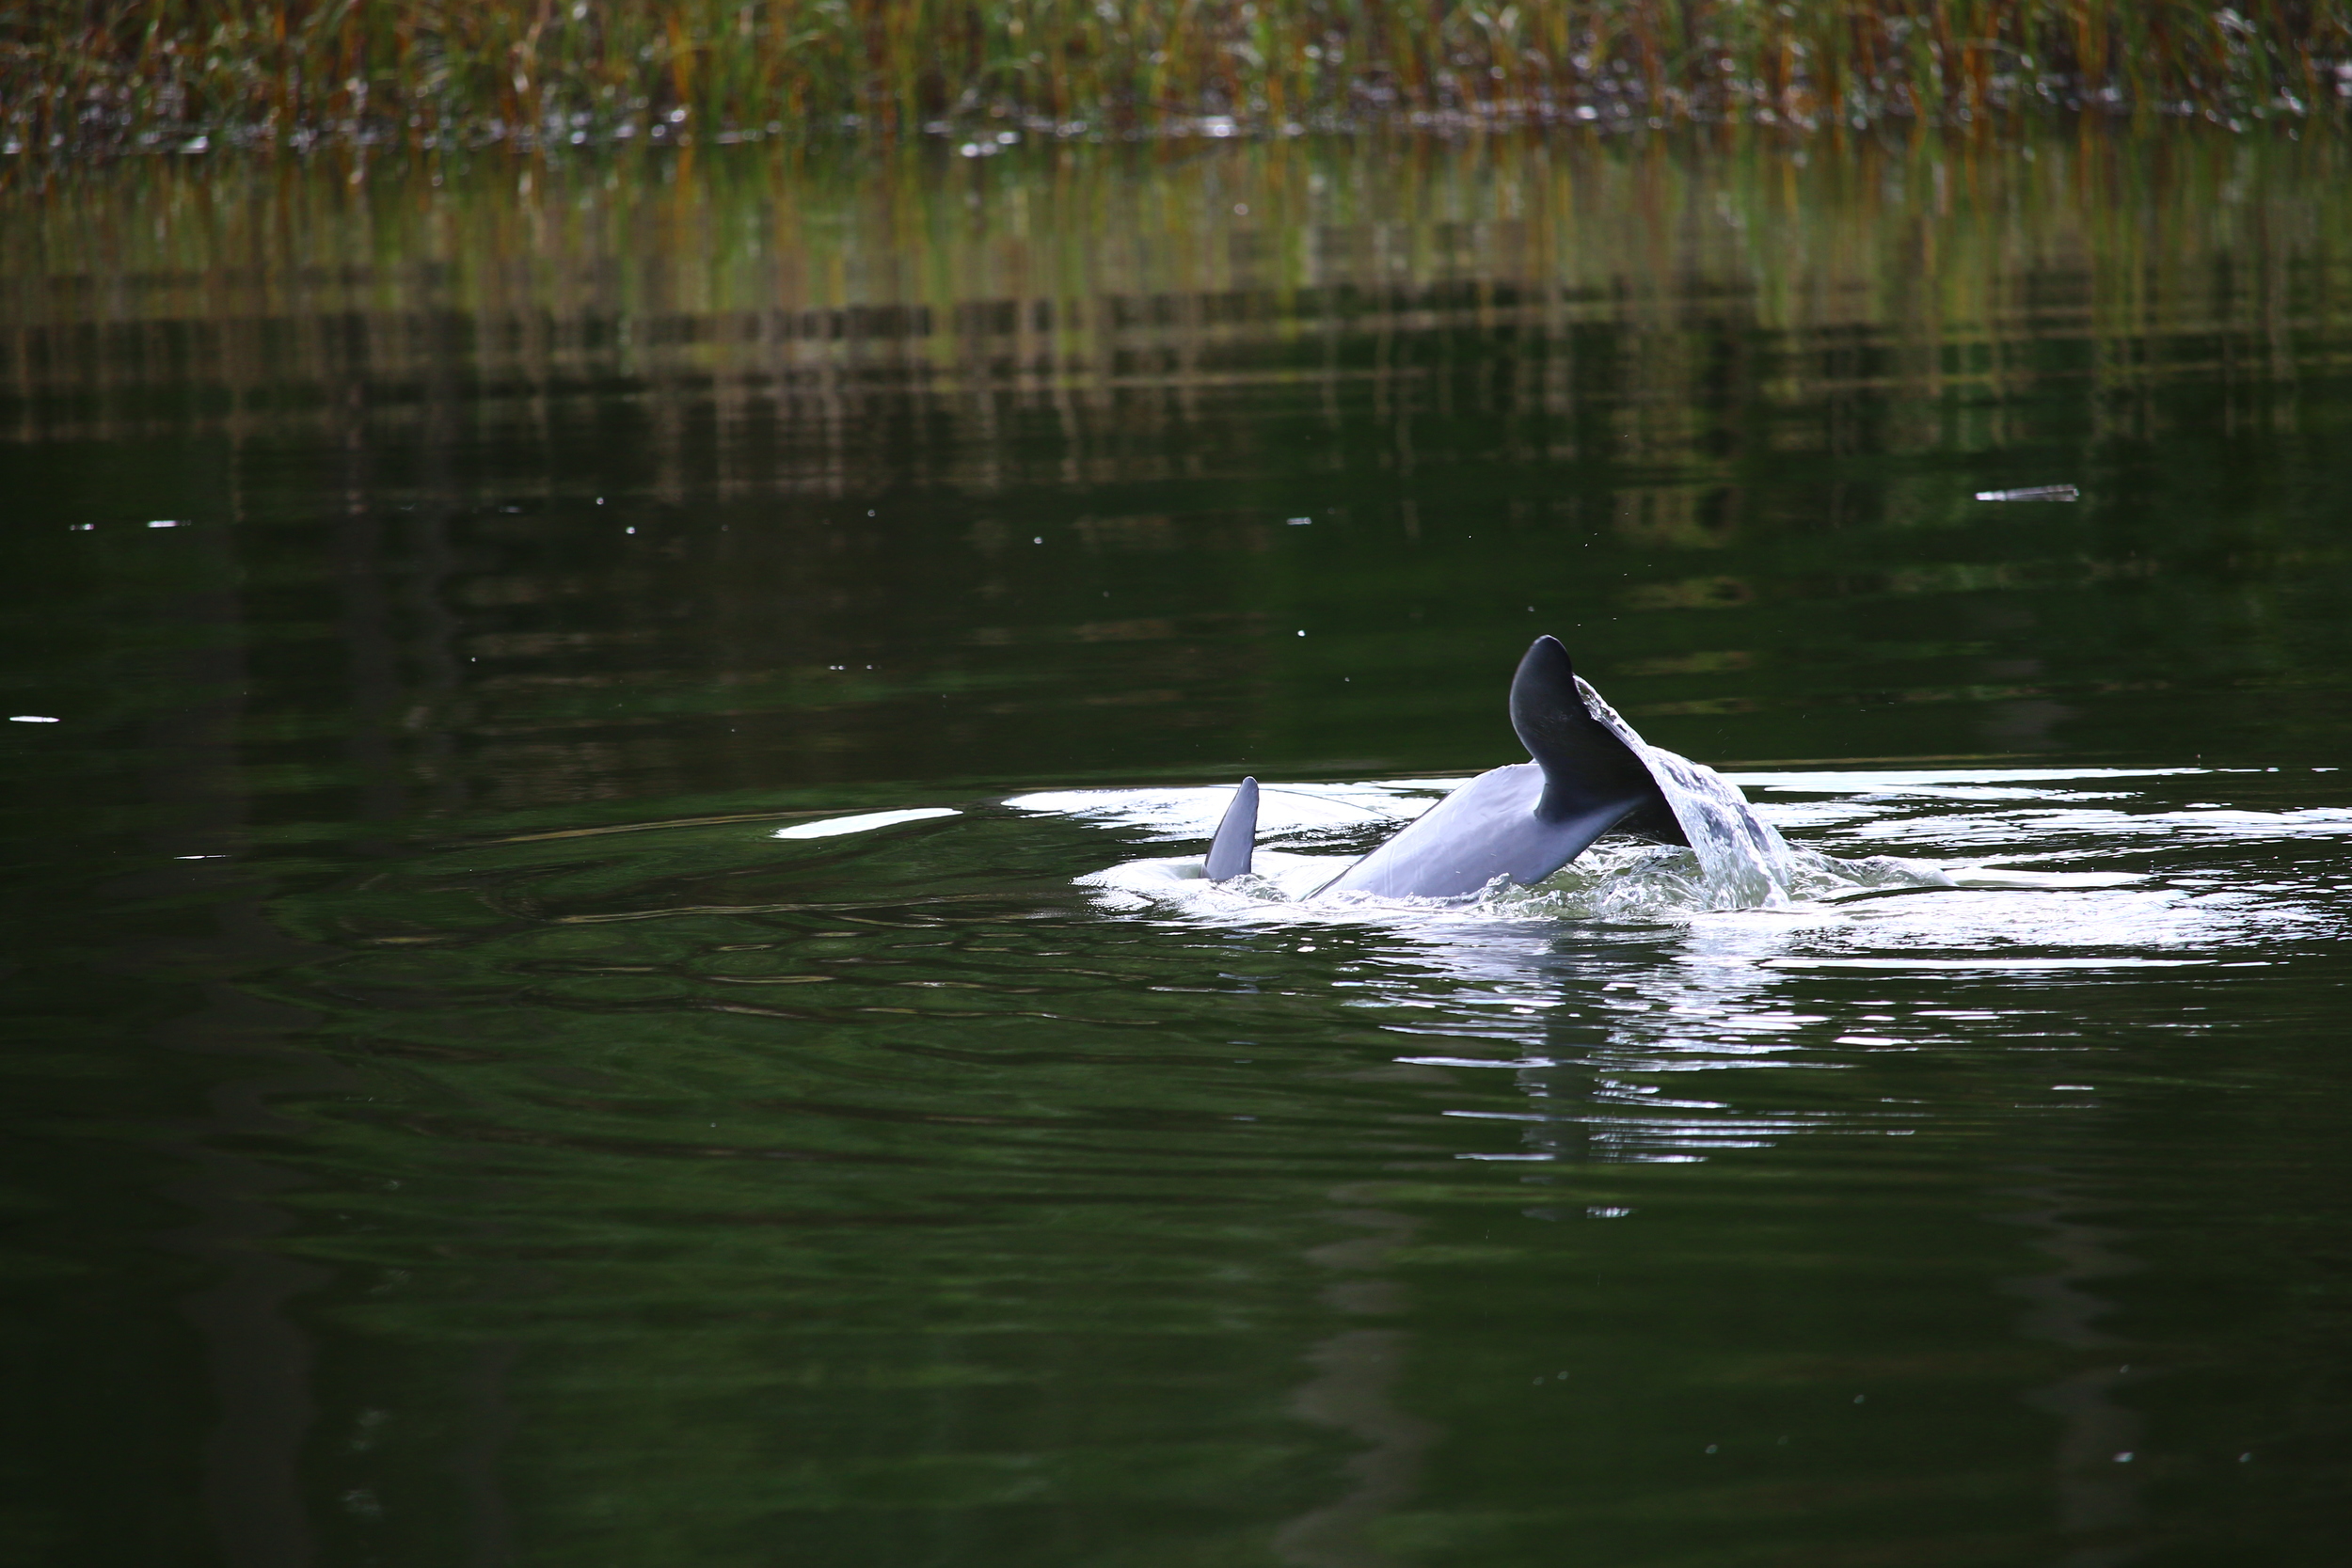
[1204,777,1259,880]
[1507,638,1677,833]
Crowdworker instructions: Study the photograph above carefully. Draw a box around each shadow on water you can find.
[4,129,2352,1566]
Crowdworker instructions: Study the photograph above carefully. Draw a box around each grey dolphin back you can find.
[1312,637,1683,899]
[1203,777,1259,880]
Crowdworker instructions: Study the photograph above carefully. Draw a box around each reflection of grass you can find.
[8,0,2346,153]
[11,130,2347,387]
[10,131,2342,803]
[7,128,2349,481]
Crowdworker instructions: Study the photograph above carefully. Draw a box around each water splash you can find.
[1575,674,1808,911]
[1485,840,1950,922]
[1045,724,1956,922]
[1032,686,1824,916]
[1075,834,1955,925]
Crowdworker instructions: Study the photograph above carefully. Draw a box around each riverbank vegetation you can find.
[7,0,2349,156]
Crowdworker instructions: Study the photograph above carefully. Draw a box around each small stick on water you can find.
[1975,485,2080,502]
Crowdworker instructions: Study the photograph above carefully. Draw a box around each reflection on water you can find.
[8,132,2352,806]
[1278,1195,1433,1568]
[2003,1184,2146,1567]
[199,758,2343,1565]
[5,131,2352,1566]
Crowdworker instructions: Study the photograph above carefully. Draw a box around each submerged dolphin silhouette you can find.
[1204,636,1698,897]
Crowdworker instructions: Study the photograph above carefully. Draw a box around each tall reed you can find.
[6,0,2348,155]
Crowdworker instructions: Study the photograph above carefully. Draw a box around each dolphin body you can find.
[1205,636,1762,900]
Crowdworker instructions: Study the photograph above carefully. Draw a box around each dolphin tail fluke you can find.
[1205,777,1259,880]
[1509,637,1688,846]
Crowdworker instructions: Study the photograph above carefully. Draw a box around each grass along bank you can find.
[7,0,2350,157]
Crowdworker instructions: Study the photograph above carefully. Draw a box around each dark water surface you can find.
[5,133,2352,1566]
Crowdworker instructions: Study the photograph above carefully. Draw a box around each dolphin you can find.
[1203,635,1759,899]
[1204,775,1260,880]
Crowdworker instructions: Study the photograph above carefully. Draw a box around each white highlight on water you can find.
[771,807,960,839]
[1009,753,2346,1007]
[1002,758,2344,1173]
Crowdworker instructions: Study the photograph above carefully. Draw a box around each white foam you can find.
[1760,956,2215,971]
[1727,767,2205,792]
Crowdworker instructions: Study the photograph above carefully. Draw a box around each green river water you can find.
[3,130,2350,1566]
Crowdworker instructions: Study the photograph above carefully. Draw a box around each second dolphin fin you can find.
[1204,777,1259,880]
